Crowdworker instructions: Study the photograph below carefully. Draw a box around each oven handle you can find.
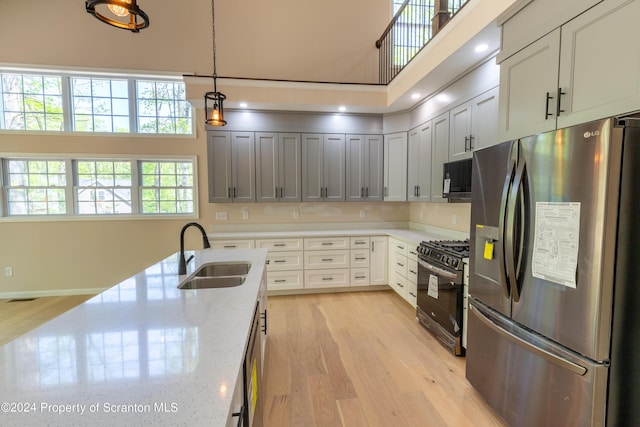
[417,258,458,280]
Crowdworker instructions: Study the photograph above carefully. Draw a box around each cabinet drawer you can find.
[256,238,303,251]
[350,237,370,249]
[351,268,370,286]
[211,239,255,250]
[304,269,350,289]
[407,258,418,283]
[266,251,303,271]
[390,273,407,297]
[407,281,417,306]
[267,270,303,291]
[304,250,350,269]
[408,247,418,260]
[304,237,350,251]
[350,250,370,267]
[390,239,408,256]
[393,253,408,277]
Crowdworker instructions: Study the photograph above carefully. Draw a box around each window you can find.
[137,80,192,134]
[5,159,67,215]
[1,157,195,218]
[140,161,194,214]
[76,160,132,214]
[0,70,192,135]
[71,77,130,132]
[0,73,64,131]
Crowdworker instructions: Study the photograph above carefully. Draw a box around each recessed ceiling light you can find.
[475,44,489,53]
[411,93,420,100]
[239,102,248,108]
[338,106,346,112]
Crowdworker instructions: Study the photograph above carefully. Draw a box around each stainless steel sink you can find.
[194,262,251,277]
[179,275,246,289]
[178,262,251,289]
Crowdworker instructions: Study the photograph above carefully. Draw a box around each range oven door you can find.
[417,257,463,340]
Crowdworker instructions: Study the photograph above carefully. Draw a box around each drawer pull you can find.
[321,242,334,246]
[355,241,366,245]
[355,275,366,279]
[409,292,417,297]
[397,262,404,267]
[224,245,237,248]
[409,269,417,274]
[273,243,286,247]
[397,282,404,288]
[355,257,366,261]
[396,245,405,250]
[410,251,417,255]
[322,258,334,262]
[274,260,286,263]
[274,279,286,283]
[322,277,334,281]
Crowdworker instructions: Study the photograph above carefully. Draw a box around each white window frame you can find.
[0,154,198,221]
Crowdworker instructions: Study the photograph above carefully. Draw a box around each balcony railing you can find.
[376,0,469,84]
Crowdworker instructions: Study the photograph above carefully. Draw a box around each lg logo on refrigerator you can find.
[583,130,600,138]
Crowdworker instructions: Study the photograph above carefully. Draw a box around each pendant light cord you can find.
[211,0,218,92]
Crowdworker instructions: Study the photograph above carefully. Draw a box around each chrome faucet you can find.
[178,222,211,275]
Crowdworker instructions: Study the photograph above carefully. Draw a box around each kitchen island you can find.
[0,248,268,426]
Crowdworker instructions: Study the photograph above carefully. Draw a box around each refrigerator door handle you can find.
[470,304,587,376]
[507,159,527,302]
[498,144,518,298]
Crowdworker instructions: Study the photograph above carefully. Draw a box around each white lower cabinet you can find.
[256,238,304,291]
[388,237,418,307]
[210,239,255,250]
[304,269,350,288]
[370,236,388,285]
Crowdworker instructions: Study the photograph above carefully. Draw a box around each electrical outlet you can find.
[242,211,249,220]
[452,214,457,225]
[4,267,13,277]
[216,211,228,220]
[293,211,299,220]
[359,209,366,218]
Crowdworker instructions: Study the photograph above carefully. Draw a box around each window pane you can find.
[1,73,63,131]
[71,77,129,133]
[140,161,194,215]
[135,81,191,134]
[75,160,132,215]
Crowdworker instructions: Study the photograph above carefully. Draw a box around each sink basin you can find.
[194,262,251,277]
[179,275,246,289]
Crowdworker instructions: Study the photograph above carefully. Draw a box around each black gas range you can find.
[416,239,470,356]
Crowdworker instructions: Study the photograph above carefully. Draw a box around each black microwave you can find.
[442,158,472,201]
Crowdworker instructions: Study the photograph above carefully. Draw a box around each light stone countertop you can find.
[0,248,268,427]
[208,226,469,246]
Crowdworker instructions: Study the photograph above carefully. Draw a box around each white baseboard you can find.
[0,288,104,300]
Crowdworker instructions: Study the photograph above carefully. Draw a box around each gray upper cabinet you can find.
[207,131,255,203]
[302,133,346,202]
[499,0,640,140]
[383,132,408,202]
[346,134,383,202]
[449,87,499,161]
[430,112,450,203]
[408,121,432,202]
[255,132,301,202]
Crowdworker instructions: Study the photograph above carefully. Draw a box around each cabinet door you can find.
[471,86,500,151]
[558,0,640,129]
[278,133,302,202]
[383,132,408,201]
[207,131,232,202]
[418,121,433,201]
[407,128,421,201]
[431,112,450,203]
[449,100,473,161]
[255,132,278,202]
[498,29,560,141]
[364,135,384,201]
[302,133,323,202]
[231,132,255,202]
[323,134,346,201]
[345,134,366,201]
[370,236,388,285]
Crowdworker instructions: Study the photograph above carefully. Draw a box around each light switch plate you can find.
[216,211,228,220]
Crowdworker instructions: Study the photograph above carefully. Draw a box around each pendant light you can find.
[85,0,150,33]
[204,0,227,126]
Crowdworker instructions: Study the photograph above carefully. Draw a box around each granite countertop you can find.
[0,248,268,426]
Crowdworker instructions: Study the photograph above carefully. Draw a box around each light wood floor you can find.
[0,291,506,426]
[0,295,94,346]
[263,290,506,427]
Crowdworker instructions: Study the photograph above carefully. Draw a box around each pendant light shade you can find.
[85,0,150,33]
[204,0,227,126]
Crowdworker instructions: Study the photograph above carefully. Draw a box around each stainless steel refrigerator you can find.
[466,115,640,427]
